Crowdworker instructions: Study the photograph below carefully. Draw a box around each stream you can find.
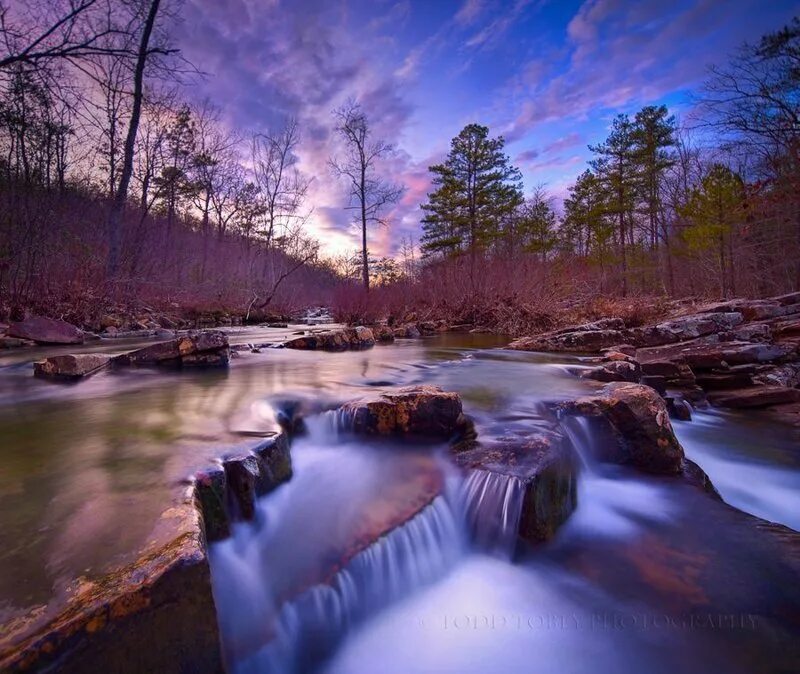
[1,329,799,672]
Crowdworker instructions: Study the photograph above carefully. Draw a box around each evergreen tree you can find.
[516,187,558,261]
[632,105,676,250]
[589,114,638,295]
[421,123,522,257]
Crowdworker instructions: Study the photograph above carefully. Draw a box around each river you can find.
[1,329,799,672]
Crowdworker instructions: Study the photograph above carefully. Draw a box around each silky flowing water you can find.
[1,328,799,672]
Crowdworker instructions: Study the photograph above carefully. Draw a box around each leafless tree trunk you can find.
[330,100,403,292]
[106,0,161,279]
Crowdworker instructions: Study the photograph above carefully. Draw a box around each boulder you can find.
[33,354,111,380]
[706,386,800,409]
[454,433,577,546]
[723,323,772,342]
[116,331,230,368]
[283,326,375,351]
[393,323,421,339]
[772,291,800,306]
[340,385,464,439]
[563,382,685,474]
[7,316,84,345]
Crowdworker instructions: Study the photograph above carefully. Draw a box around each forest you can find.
[0,2,798,334]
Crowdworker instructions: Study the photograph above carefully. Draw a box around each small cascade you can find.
[559,414,598,472]
[212,495,463,674]
[459,469,526,558]
[302,408,357,442]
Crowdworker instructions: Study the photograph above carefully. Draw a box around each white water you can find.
[459,470,525,558]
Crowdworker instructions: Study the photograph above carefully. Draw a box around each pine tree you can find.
[589,114,639,295]
[421,124,522,258]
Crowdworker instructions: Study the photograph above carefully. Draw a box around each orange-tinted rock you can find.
[565,382,685,475]
[33,354,110,380]
[341,385,463,439]
[116,330,229,367]
[0,499,222,673]
[283,326,375,351]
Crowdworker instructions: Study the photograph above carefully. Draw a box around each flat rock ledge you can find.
[0,497,222,674]
[115,330,230,368]
[34,354,111,380]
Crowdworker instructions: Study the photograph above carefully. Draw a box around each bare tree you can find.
[0,0,126,71]
[330,100,404,291]
[251,117,310,249]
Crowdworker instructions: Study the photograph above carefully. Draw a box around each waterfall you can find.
[212,495,463,674]
[459,469,526,558]
[302,407,358,442]
[559,414,598,472]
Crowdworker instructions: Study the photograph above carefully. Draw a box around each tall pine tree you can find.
[421,124,522,258]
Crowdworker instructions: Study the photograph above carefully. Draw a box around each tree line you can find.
[418,17,799,300]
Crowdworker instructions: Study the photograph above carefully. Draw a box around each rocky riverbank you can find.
[510,292,800,424]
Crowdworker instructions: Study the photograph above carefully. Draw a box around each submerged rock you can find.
[283,326,375,351]
[7,316,85,345]
[454,433,577,546]
[340,385,464,439]
[564,382,685,475]
[116,330,230,368]
[33,354,111,380]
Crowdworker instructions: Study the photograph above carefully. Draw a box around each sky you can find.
[175,0,800,257]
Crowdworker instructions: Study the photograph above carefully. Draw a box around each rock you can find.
[33,354,111,380]
[103,326,118,336]
[194,434,291,541]
[754,363,800,388]
[454,433,577,545]
[283,326,375,351]
[340,385,463,439]
[639,375,667,395]
[724,323,772,342]
[604,344,637,357]
[665,396,692,421]
[0,499,222,673]
[373,325,395,342]
[1,336,35,348]
[626,312,743,347]
[580,359,641,383]
[7,316,85,345]
[393,323,421,339]
[267,322,288,328]
[552,317,626,334]
[157,315,178,329]
[682,458,721,499]
[510,329,625,353]
[772,291,800,306]
[706,386,800,409]
[694,371,755,390]
[116,331,230,368]
[636,339,795,370]
[772,317,800,339]
[564,382,685,474]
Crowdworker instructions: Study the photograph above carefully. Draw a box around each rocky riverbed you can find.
[1,314,799,673]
